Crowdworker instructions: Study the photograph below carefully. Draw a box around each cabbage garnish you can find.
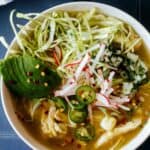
[10,10,25,51]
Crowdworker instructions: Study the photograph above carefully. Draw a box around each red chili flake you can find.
[86,117,91,123]
[45,110,49,115]
[9,80,17,85]
[69,81,74,84]
[71,138,74,143]
[40,104,44,108]
[77,144,82,149]
[35,80,40,85]
[55,119,63,123]
[83,65,88,71]
[65,137,74,144]
[53,51,60,66]
[106,79,110,82]
[26,72,33,76]
[15,111,25,121]
[117,116,127,125]
[90,74,94,77]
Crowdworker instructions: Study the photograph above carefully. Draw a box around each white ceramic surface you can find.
[1,2,150,150]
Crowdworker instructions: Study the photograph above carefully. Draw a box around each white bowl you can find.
[1,2,150,150]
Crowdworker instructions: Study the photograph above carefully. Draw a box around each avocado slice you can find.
[0,54,61,98]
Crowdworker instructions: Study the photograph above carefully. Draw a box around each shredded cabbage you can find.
[10,8,141,68]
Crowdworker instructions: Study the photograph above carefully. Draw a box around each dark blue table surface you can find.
[0,0,149,149]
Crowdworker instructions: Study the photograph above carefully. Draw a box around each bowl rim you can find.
[1,1,150,150]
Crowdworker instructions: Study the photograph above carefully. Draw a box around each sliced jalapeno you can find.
[70,99,86,110]
[52,97,67,112]
[76,85,96,104]
[75,124,95,141]
[69,108,88,123]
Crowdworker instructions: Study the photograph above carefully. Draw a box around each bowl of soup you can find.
[1,2,150,150]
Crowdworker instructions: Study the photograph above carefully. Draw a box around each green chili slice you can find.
[52,97,68,112]
[75,124,95,141]
[70,99,86,110]
[69,108,88,123]
[76,85,96,104]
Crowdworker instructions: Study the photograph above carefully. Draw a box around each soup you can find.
[1,8,150,150]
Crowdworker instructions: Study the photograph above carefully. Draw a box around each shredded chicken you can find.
[40,101,68,138]
[95,118,142,148]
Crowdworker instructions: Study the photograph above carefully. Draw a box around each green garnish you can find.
[76,85,96,104]
[0,54,61,98]
[75,124,95,141]
[52,97,68,112]
[69,108,88,123]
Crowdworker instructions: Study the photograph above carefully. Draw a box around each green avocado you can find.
[0,54,61,98]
